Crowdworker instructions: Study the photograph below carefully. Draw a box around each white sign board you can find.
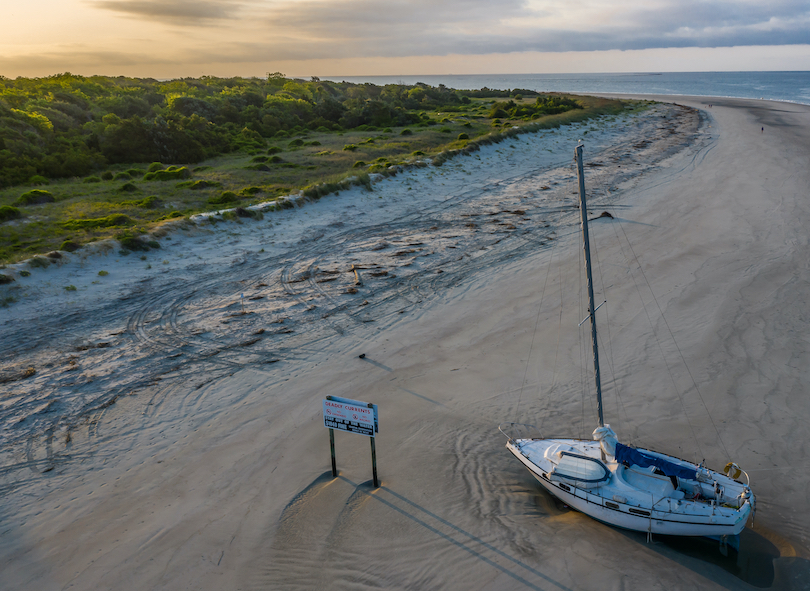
[323,398,376,437]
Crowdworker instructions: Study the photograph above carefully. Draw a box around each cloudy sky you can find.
[2,0,809,78]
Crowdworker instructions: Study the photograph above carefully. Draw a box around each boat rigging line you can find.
[598,182,732,463]
[513,177,565,425]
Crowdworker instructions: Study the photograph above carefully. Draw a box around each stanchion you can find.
[369,402,379,488]
[329,428,337,477]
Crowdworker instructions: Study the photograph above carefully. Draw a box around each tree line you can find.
[0,73,550,188]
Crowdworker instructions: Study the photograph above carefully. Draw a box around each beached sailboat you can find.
[501,144,755,544]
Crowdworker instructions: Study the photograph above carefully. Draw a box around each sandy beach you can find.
[1,96,810,590]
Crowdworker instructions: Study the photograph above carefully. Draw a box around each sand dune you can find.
[1,97,809,590]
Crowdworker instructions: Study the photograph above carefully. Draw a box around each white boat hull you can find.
[507,438,753,537]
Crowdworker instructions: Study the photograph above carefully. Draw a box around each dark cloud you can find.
[256,0,810,58]
[76,0,810,65]
[268,0,527,30]
[90,0,243,24]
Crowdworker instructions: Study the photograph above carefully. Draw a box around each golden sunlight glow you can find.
[1,0,809,77]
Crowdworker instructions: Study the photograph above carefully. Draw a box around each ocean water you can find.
[322,71,810,105]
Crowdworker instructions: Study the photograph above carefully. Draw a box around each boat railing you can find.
[718,461,752,489]
[498,422,541,443]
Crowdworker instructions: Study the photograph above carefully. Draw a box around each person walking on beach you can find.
[762,127,764,133]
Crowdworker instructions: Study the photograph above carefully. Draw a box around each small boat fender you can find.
[724,462,742,480]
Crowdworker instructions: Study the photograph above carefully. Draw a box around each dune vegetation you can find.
[0,73,634,263]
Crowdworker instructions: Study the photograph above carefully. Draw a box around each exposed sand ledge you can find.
[2,96,810,589]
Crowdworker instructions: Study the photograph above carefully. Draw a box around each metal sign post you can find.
[323,395,379,487]
[369,425,378,487]
[329,428,337,477]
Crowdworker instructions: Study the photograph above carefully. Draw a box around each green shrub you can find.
[101,171,114,180]
[193,165,212,172]
[64,285,77,292]
[19,270,30,277]
[343,144,358,151]
[60,240,80,252]
[269,155,284,163]
[147,162,163,172]
[121,195,160,208]
[302,181,345,200]
[440,127,452,133]
[208,191,240,205]
[29,175,49,185]
[274,130,290,138]
[118,236,151,251]
[306,140,321,146]
[267,146,283,155]
[412,150,425,156]
[98,270,109,276]
[178,180,220,190]
[353,161,366,168]
[251,155,268,163]
[143,167,190,181]
[0,274,14,284]
[355,173,372,191]
[15,190,54,206]
[0,205,22,223]
[458,133,469,140]
[29,256,50,268]
[233,207,260,219]
[113,172,131,181]
[239,186,262,195]
[160,211,183,220]
[288,138,304,147]
[400,129,413,136]
[83,176,101,183]
[117,182,138,192]
[61,214,134,230]
[127,168,144,176]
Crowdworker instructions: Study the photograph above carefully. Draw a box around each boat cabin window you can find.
[554,452,610,483]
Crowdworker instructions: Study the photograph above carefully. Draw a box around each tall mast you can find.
[575,144,604,427]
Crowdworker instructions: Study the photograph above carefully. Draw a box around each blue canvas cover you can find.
[615,442,698,481]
